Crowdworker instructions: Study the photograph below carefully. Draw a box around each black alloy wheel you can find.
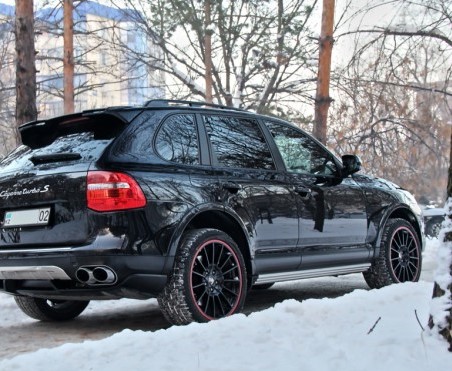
[158,228,247,325]
[363,218,422,289]
[388,225,421,282]
[190,238,244,320]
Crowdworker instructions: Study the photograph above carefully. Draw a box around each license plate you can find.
[3,208,51,228]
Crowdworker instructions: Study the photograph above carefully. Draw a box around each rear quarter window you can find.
[155,114,199,165]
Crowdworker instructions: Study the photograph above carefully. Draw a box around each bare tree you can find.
[331,0,451,348]
[31,0,163,117]
[330,48,450,202]
[330,0,451,203]
[110,0,319,117]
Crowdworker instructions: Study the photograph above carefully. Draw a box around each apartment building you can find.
[0,1,165,120]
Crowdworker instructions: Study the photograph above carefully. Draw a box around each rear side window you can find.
[155,114,199,165]
[203,115,275,170]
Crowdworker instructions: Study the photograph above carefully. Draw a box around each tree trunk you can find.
[313,0,335,145]
[63,0,74,114]
[428,128,452,351]
[204,0,213,104]
[15,0,37,141]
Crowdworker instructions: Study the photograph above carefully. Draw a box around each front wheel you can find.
[158,228,247,325]
[14,296,89,321]
[364,218,422,289]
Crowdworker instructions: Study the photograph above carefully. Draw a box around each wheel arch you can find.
[375,206,423,252]
[163,206,254,277]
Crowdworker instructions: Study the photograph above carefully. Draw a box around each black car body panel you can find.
[0,101,424,311]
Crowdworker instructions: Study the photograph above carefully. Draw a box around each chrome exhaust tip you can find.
[75,267,96,284]
[92,266,116,284]
[75,266,117,285]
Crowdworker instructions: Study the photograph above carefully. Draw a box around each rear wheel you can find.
[364,218,422,289]
[14,296,89,321]
[158,228,247,325]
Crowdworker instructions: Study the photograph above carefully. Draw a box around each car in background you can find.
[423,206,446,238]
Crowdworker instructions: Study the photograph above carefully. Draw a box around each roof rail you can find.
[144,99,247,112]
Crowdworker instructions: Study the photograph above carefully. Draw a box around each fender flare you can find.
[161,203,254,274]
[372,204,423,258]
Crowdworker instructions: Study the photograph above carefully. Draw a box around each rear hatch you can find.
[0,111,129,248]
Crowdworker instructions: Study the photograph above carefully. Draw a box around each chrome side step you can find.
[255,264,371,285]
[0,266,71,280]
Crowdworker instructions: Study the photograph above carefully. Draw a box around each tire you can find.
[158,228,247,325]
[425,217,443,238]
[14,296,89,321]
[252,282,275,290]
[364,218,422,289]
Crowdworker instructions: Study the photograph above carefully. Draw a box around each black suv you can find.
[0,100,423,325]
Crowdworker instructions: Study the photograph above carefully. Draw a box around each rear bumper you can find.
[0,248,169,300]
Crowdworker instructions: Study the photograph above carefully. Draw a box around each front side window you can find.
[265,121,337,176]
[155,114,199,165]
[204,115,275,170]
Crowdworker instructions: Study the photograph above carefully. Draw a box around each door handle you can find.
[294,186,312,200]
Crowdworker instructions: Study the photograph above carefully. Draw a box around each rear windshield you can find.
[0,133,112,173]
[0,116,125,173]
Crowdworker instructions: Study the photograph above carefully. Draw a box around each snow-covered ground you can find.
[0,238,450,370]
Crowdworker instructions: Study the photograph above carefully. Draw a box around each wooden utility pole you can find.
[15,0,37,139]
[63,0,74,114]
[313,0,335,145]
[204,0,213,103]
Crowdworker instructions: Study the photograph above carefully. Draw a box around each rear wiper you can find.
[29,153,82,165]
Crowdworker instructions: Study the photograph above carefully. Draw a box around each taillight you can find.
[87,171,146,212]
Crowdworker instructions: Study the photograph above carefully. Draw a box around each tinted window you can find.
[0,132,112,173]
[265,121,337,175]
[155,114,199,165]
[0,114,128,173]
[204,115,275,170]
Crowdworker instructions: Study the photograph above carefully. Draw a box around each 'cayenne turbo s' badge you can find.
[0,185,50,199]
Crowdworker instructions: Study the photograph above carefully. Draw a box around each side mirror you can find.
[341,155,362,177]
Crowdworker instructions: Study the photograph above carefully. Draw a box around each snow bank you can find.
[1,281,450,371]
[0,237,450,370]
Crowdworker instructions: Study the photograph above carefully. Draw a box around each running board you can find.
[0,266,71,280]
[255,264,371,285]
